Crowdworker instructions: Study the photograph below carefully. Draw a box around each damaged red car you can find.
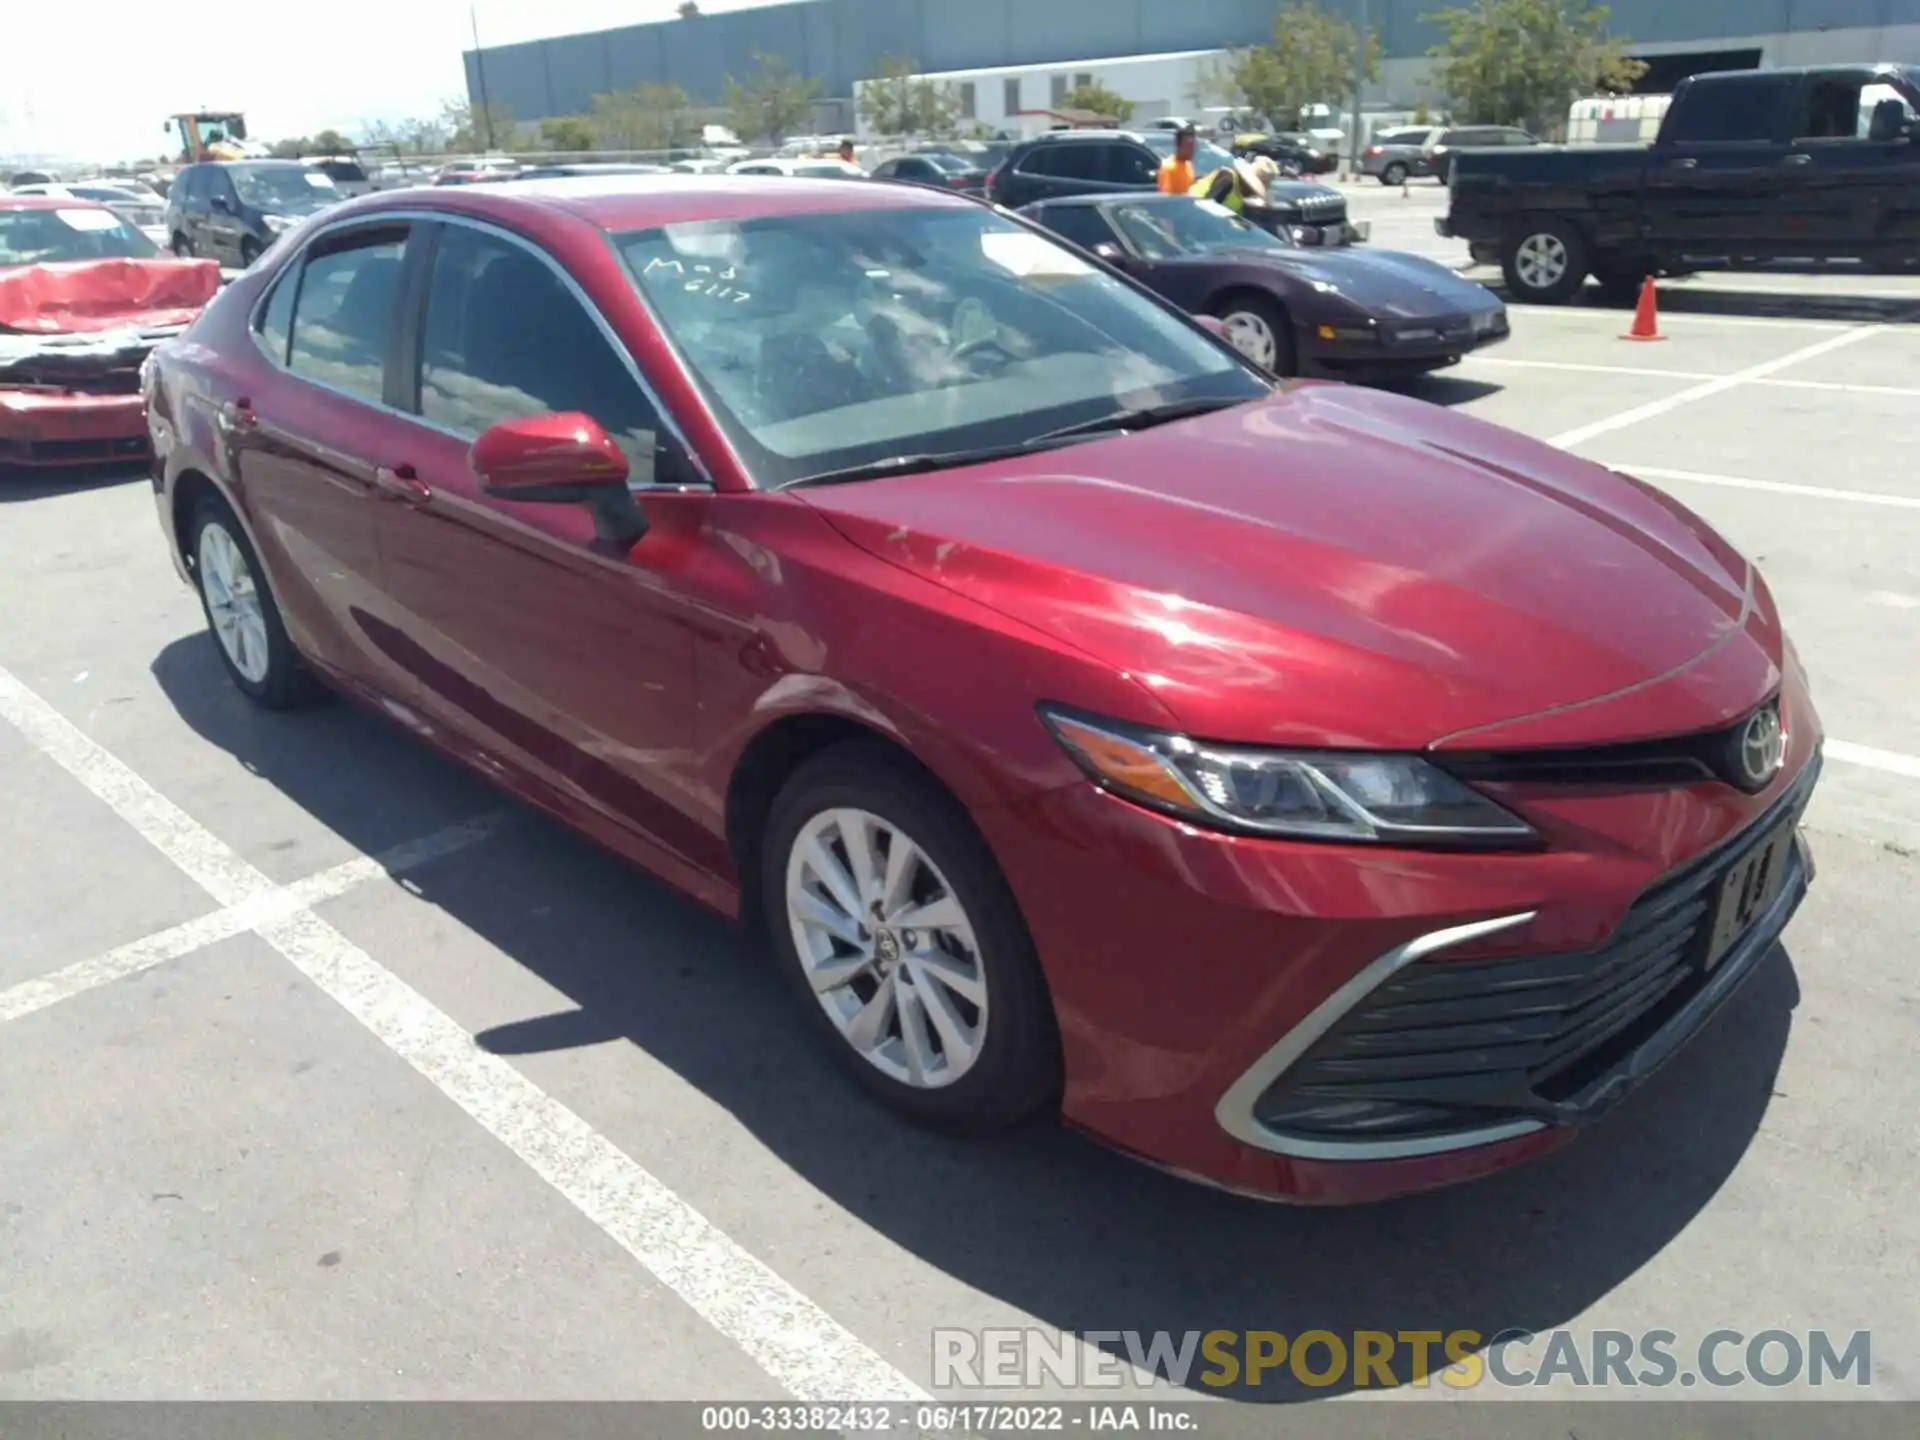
[1,197,219,467]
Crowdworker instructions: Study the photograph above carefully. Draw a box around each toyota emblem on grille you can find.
[1735,705,1786,791]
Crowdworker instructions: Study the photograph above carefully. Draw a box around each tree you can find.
[1060,82,1134,123]
[311,128,357,156]
[540,116,597,151]
[442,95,515,151]
[268,136,313,159]
[587,83,695,151]
[677,0,700,15]
[723,52,821,143]
[1225,1,1378,130]
[1426,0,1648,135]
[857,54,965,138]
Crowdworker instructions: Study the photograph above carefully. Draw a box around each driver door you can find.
[360,219,723,877]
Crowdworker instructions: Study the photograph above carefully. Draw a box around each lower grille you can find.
[1251,760,1818,1147]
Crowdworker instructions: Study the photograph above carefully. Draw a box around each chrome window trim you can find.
[1212,911,1547,1162]
[243,206,715,490]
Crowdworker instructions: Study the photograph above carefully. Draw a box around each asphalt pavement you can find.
[2,181,1917,1417]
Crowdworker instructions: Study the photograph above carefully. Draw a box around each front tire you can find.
[761,744,1060,1130]
[239,237,262,267]
[1381,161,1408,187]
[1212,292,1298,377]
[171,233,194,258]
[1502,217,1590,304]
[188,496,324,710]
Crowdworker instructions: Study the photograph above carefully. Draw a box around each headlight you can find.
[1040,707,1537,846]
[263,214,292,233]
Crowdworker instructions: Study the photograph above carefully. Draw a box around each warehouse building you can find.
[465,0,1920,129]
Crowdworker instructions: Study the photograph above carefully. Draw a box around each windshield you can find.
[618,206,1264,487]
[1377,129,1433,147]
[918,152,975,173]
[1141,132,1237,173]
[71,185,143,203]
[0,207,159,267]
[231,165,338,211]
[1108,199,1289,260]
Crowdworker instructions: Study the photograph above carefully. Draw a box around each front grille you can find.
[1252,759,1817,1146]
[1440,700,1780,791]
[0,434,149,465]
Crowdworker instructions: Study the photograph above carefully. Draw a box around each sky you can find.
[0,0,771,162]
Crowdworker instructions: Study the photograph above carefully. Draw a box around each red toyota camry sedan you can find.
[144,176,1820,1203]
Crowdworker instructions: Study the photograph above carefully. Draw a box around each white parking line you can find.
[1615,465,1920,511]
[1547,327,1885,449]
[0,660,927,1405]
[1828,741,1920,781]
[0,811,512,1024]
[1498,305,1855,332]
[1469,357,1920,400]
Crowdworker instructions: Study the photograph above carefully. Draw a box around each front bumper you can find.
[976,684,1822,1204]
[0,389,149,466]
[1301,306,1510,368]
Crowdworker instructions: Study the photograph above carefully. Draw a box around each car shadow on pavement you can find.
[1394,373,1504,407]
[152,633,1799,1404]
[0,461,149,501]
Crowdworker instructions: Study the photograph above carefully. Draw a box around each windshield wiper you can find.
[780,432,1101,490]
[1029,394,1251,442]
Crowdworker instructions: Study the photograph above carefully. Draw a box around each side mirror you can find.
[470,412,650,548]
[1193,314,1228,338]
[1091,241,1127,264]
[211,193,233,213]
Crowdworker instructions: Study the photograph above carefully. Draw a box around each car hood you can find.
[0,257,221,334]
[1202,246,1498,318]
[801,384,1776,750]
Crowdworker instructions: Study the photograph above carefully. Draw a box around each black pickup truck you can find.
[1440,64,1920,303]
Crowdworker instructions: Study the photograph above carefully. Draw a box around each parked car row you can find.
[128,170,1821,1207]
[1360,124,1541,185]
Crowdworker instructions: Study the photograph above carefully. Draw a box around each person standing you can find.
[1156,126,1198,194]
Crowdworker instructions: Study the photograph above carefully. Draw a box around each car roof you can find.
[1,195,110,212]
[326,174,970,233]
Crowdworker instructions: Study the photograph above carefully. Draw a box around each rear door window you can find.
[1020,145,1101,179]
[284,227,410,403]
[1666,76,1794,144]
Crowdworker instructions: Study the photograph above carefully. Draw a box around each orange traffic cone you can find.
[1623,276,1664,341]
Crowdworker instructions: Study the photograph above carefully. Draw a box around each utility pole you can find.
[1348,0,1368,179]
[470,5,497,152]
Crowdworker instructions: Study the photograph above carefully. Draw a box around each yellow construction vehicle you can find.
[168,112,266,163]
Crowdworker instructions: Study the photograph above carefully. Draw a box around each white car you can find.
[8,181,170,247]
[725,157,866,178]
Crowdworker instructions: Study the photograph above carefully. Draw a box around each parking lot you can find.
[3,179,1918,1413]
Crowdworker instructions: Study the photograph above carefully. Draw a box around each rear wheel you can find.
[188,496,324,710]
[1213,292,1298,377]
[761,744,1060,1130]
[171,233,194,258]
[1502,218,1590,304]
[239,237,262,267]
[1381,161,1409,187]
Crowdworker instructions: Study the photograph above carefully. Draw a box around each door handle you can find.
[1669,157,1698,169]
[216,398,255,436]
[371,463,431,504]
[1783,152,1813,165]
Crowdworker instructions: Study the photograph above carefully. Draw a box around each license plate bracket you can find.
[1699,822,1796,973]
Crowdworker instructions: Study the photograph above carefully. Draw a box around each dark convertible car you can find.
[1023,193,1509,377]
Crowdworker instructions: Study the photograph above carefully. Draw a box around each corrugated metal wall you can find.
[463,0,1920,120]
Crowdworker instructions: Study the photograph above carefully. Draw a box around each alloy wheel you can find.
[1221,309,1278,371]
[197,520,271,684]
[784,806,988,1089]
[1514,232,1570,292]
